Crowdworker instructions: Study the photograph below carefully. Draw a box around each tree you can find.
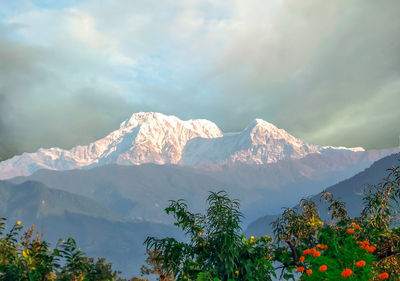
[144,191,275,281]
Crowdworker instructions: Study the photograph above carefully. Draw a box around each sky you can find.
[0,0,399,161]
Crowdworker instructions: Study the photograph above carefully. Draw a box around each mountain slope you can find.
[10,149,398,225]
[0,180,120,222]
[0,180,183,278]
[245,152,400,237]
[0,112,366,180]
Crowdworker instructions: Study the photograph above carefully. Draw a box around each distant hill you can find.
[0,180,183,278]
[0,180,120,222]
[245,152,400,237]
[10,149,398,225]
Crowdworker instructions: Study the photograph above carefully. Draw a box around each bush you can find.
[271,165,400,281]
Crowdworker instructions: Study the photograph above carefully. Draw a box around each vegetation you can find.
[144,165,400,281]
[0,164,399,280]
[144,191,275,281]
[0,218,139,281]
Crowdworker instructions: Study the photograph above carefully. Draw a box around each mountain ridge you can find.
[244,152,400,237]
[10,148,399,225]
[0,112,366,180]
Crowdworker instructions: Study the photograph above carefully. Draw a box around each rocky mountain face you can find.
[0,112,365,180]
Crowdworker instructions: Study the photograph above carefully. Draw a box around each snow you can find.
[0,112,365,180]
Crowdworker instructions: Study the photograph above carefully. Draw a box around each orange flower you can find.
[341,269,353,278]
[347,229,354,234]
[319,265,327,272]
[354,224,361,230]
[297,266,305,272]
[357,240,376,252]
[313,251,321,257]
[303,248,314,255]
[299,256,305,262]
[306,269,312,275]
[378,273,389,280]
[355,260,366,267]
[317,244,328,250]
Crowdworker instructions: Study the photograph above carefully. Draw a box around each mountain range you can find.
[9,149,400,225]
[0,112,366,180]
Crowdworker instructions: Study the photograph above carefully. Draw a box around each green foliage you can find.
[271,164,400,281]
[144,191,275,281]
[0,219,125,281]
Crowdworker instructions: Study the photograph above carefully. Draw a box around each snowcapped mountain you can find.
[0,112,365,180]
[181,118,363,165]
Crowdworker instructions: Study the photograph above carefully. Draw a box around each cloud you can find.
[0,22,139,160]
[0,0,399,160]
[199,0,400,149]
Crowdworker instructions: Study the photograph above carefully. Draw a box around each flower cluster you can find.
[297,246,328,276]
[249,236,255,245]
[357,240,376,253]
[378,272,389,280]
[297,239,390,280]
[302,248,321,257]
[341,268,353,277]
[355,260,366,267]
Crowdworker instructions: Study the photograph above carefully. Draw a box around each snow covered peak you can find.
[120,112,221,136]
[0,112,367,179]
[181,118,322,165]
[121,112,175,128]
[246,119,278,131]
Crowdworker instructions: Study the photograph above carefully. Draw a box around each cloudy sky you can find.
[0,0,399,160]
